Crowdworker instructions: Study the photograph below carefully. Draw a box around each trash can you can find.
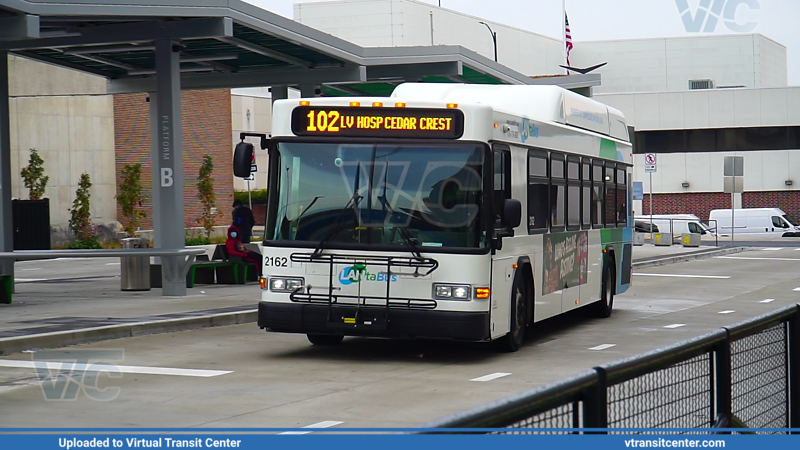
[120,238,151,291]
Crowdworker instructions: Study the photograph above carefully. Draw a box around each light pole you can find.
[478,21,497,62]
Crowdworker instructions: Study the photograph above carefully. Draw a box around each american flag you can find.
[565,12,573,70]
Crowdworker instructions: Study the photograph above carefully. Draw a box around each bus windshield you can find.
[266,141,488,249]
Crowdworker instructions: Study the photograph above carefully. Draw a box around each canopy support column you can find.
[151,39,187,296]
[0,52,14,299]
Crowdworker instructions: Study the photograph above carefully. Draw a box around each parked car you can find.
[634,214,715,236]
[634,220,659,233]
[709,208,800,238]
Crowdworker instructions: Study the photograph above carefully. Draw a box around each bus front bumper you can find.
[258,302,490,341]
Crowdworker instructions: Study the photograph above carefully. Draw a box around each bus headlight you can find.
[433,284,471,300]
[269,277,304,292]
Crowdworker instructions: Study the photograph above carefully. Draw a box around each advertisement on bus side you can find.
[543,231,589,296]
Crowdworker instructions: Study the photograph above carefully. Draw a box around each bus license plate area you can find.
[327,307,388,331]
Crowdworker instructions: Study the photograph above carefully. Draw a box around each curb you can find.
[632,246,748,270]
[0,309,257,356]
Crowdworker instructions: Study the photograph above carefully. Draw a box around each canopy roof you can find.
[0,0,600,94]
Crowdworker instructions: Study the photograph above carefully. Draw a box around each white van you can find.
[634,214,715,236]
[708,208,800,238]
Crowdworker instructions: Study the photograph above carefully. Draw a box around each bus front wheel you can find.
[307,334,344,346]
[496,275,527,352]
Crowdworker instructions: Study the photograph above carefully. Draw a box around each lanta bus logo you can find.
[521,117,539,143]
[338,264,398,285]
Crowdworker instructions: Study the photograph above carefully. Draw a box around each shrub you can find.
[196,155,223,238]
[20,148,49,200]
[185,228,211,246]
[117,163,147,237]
[233,189,268,205]
[67,174,101,249]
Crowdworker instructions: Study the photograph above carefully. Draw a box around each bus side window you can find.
[550,154,566,231]
[592,162,604,228]
[582,160,591,229]
[616,167,627,227]
[528,150,548,233]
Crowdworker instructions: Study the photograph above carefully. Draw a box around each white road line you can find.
[633,273,731,279]
[0,360,231,377]
[105,262,120,266]
[760,247,783,251]
[470,372,512,382]
[21,268,41,271]
[278,421,344,435]
[716,256,800,262]
[718,310,736,314]
[760,299,776,303]
[663,324,685,329]
[794,288,800,292]
[14,278,47,283]
[589,344,616,351]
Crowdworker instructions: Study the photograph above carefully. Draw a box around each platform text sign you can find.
[632,181,644,200]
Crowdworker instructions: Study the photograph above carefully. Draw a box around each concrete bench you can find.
[0,248,205,303]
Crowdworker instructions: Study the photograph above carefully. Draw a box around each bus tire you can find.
[307,334,344,346]
[592,261,615,318]
[496,275,527,352]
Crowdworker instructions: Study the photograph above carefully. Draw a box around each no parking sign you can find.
[644,153,657,173]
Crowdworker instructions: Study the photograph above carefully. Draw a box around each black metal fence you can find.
[421,304,800,433]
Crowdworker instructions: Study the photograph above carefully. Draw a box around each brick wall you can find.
[641,191,800,222]
[114,90,233,230]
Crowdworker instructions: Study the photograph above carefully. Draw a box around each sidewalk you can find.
[0,244,743,354]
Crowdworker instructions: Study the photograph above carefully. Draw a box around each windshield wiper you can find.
[311,162,363,258]
[377,195,422,260]
[310,192,362,258]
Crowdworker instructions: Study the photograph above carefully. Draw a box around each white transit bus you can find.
[235,83,633,352]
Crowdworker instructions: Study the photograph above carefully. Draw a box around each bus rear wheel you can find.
[592,263,615,318]
[307,334,344,346]
[496,276,527,352]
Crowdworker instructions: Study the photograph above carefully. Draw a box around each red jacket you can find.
[225,226,248,257]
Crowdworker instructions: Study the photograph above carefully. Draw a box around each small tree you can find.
[196,155,221,238]
[68,173,101,249]
[116,163,147,237]
[20,148,49,200]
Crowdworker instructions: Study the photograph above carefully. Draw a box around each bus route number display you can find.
[291,106,464,139]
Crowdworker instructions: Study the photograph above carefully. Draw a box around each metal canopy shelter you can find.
[0,0,599,297]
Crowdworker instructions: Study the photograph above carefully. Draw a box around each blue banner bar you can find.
[1,433,799,450]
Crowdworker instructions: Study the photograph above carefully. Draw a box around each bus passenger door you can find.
[490,146,515,339]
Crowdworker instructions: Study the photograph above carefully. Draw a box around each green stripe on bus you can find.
[600,228,623,244]
[600,138,617,160]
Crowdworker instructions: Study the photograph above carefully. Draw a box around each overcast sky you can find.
[246,0,800,85]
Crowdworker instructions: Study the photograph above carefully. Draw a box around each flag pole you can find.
[562,0,568,74]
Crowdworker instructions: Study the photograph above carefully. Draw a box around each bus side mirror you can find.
[233,142,255,178]
[502,199,522,229]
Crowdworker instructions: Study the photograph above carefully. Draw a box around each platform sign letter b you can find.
[161,168,174,187]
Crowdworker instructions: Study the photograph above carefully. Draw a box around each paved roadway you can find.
[1,247,799,429]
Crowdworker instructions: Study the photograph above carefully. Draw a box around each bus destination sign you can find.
[291,106,464,139]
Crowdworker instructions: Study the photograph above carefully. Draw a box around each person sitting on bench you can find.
[225,226,262,277]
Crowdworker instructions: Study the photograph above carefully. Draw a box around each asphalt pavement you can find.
[0,245,798,428]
